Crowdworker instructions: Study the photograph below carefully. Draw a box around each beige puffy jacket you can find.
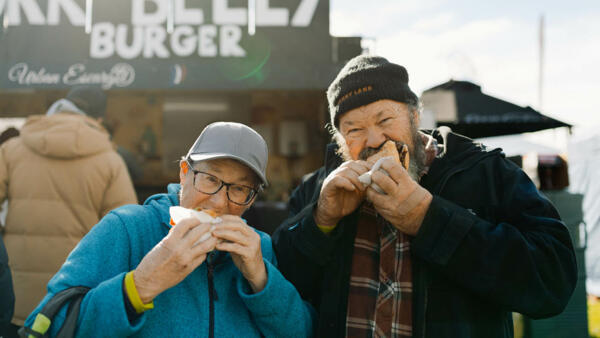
[0,112,137,325]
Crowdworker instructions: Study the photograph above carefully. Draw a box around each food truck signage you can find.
[0,0,334,89]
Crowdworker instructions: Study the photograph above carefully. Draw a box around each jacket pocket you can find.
[425,281,509,338]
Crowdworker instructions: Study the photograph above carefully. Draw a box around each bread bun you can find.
[194,208,219,218]
[366,140,410,170]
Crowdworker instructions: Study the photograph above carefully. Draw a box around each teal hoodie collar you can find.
[144,183,181,229]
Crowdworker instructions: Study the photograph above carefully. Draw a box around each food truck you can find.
[0,0,362,202]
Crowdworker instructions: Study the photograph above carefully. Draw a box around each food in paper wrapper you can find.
[358,141,410,193]
[169,206,222,244]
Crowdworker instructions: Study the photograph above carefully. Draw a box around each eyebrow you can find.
[375,110,391,119]
[342,110,391,127]
[195,164,255,186]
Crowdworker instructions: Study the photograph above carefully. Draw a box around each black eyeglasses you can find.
[186,159,258,206]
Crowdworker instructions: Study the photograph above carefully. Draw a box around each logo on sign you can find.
[8,63,136,89]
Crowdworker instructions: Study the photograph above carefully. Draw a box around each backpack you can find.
[18,286,90,338]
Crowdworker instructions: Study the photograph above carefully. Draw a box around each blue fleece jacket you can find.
[25,184,315,337]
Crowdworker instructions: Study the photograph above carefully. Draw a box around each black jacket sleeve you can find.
[0,232,15,327]
[272,168,344,306]
[412,161,577,318]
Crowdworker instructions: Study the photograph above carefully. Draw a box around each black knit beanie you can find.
[327,55,418,130]
[66,85,107,119]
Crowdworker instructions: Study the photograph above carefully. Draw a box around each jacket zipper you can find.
[207,254,218,338]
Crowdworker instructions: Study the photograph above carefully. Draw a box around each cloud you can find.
[330,2,600,127]
[374,17,522,95]
[410,12,455,32]
[330,0,447,37]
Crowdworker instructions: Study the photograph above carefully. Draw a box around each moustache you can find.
[358,140,407,161]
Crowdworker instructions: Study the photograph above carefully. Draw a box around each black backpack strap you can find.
[20,286,90,338]
[56,291,86,338]
[18,326,45,338]
[40,287,90,320]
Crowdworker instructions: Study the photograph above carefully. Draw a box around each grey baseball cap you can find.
[186,122,268,186]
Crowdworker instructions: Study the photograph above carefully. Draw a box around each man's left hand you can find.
[213,215,267,293]
[366,158,433,236]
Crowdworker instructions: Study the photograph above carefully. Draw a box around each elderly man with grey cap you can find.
[22,122,315,337]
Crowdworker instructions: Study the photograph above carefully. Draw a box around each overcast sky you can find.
[330,0,600,129]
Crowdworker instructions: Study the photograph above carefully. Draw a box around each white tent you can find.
[568,128,600,296]
[476,134,561,157]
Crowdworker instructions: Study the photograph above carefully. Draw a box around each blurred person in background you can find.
[0,222,15,337]
[0,127,19,144]
[21,122,314,337]
[0,85,137,333]
[101,119,144,183]
[0,127,18,337]
[0,127,20,227]
[273,55,577,337]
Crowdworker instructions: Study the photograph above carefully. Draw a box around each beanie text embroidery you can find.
[336,85,373,106]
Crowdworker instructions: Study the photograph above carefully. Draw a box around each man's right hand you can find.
[132,217,218,303]
[314,160,371,228]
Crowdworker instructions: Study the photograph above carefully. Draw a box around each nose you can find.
[365,127,386,149]
[206,186,228,213]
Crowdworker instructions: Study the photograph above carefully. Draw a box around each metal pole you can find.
[248,0,256,36]
[85,0,93,34]
[0,0,7,30]
[538,14,545,111]
[167,0,174,33]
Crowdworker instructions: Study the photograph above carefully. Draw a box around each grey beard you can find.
[408,131,426,181]
[339,129,427,182]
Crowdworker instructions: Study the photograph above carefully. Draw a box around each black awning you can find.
[424,80,571,138]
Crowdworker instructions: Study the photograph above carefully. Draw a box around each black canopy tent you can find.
[422,80,571,139]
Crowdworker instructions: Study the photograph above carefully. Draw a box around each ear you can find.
[179,160,189,184]
[412,110,420,128]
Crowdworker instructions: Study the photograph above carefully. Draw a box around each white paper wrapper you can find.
[169,206,222,244]
[358,156,392,194]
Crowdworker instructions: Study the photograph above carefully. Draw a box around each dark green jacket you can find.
[0,232,14,332]
[273,129,577,338]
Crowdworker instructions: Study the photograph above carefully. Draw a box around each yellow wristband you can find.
[317,223,336,235]
[124,271,154,314]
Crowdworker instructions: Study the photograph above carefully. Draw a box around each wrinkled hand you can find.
[314,160,371,227]
[212,215,267,293]
[366,158,433,236]
[133,217,217,303]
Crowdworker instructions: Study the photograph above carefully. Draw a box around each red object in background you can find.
[537,155,569,190]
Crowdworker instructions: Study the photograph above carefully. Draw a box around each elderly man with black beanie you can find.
[0,85,137,331]
[273,55,577,337]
